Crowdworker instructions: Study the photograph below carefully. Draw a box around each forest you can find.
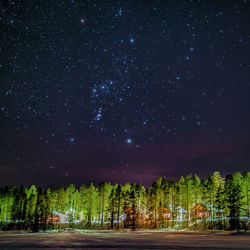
[0,172,249,232]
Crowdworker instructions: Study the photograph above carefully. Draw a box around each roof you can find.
[53,211,68,218]
[156,206,171,213]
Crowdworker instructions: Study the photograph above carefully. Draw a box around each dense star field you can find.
[1,0,250,186]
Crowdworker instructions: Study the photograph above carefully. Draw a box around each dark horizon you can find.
[1,0,250,187]
[1,128,250,187]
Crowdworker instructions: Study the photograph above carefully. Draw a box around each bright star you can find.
[130,38,135,43]
[126,138,132,144]
[118,8,122,16]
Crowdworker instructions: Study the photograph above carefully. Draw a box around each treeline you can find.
[0,172,249,231]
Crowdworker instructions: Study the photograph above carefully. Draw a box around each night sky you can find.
[1,0,250,187]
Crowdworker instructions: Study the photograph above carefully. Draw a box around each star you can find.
[118,8,122,16]
[126,138,132,144]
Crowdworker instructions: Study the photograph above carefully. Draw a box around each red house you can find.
[191,204,210,219]
[156,206,172,219]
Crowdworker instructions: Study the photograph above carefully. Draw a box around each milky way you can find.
[1,0,250,186]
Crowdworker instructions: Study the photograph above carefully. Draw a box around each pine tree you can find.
[11,185,27,224]
[97,182,113,227]
[115,184,123,230]
[215,183,226,229]
[129,184,137,230]
[122,182,131,228]
[225,175,243,230]
[192,174,201,227]
[243,172,250,218]
[26,185,37,227]
[134,183,146,228]
[79,184,87,221]
[57,186,66,214]
[0,186,14,221]
[109,185,117,229]
[206,172,224,228]
[151,178,162,228]
[178,176,186,226]
[85,182,96,226]
[65,184,76,222]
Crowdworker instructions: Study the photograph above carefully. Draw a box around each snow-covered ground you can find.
[0,230,249,249]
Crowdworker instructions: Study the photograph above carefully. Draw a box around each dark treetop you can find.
[1,0,250,186]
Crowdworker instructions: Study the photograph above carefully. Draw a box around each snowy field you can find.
[0,230,249,249]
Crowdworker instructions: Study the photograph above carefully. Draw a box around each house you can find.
[124,207,147,220]
[191,203,210,219]
[51,211,68,223]
[169,205,188,221]
[156,206,172,219]
[123,207,148,228]
[124,207,134,218]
